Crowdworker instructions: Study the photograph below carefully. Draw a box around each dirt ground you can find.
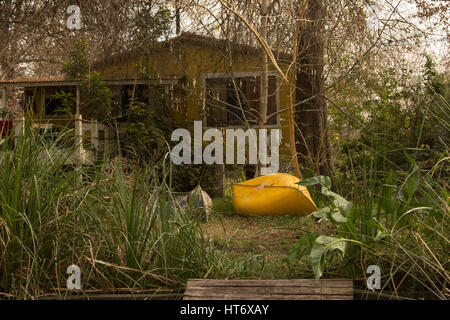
[201,200,336,278]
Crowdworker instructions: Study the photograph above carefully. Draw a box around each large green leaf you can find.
[298,175,352,223]
[297,176,331,189]
[312,207,330,219]
[403,151,420,200]
[330,208,348,223]
[321,188,353,214]
[310,235,347,279]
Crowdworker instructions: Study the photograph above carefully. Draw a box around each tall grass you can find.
[0,122,227,299]
[344,156,449,300]
[289,92,449,300]
[340,93,449,299]
[0,124,81,298]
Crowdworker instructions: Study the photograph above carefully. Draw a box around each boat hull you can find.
[232,173,317,216]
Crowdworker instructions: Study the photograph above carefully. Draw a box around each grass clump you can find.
[0,125,228,299]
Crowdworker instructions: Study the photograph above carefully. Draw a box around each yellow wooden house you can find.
[0,32,294,170]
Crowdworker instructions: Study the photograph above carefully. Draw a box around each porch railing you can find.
[1,115,119,165]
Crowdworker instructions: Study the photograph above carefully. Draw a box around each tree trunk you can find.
[175,0,181,35]
[254,0,269,177]
[259,0,269,128]
[0,24,13,80]
[295,0,332,178]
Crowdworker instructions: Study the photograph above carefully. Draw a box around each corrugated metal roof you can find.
[0,76,65,83]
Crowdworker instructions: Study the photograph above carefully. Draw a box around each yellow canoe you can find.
[232,173,318,216]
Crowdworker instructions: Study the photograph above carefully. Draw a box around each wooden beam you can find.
[91,119,99,154]
[0,81,81,88]
[37,292,183,300]
[185,279,353,287]
[76,86,80,116]
[184,279,354,300]
[103,79,181,86]
[0,78,182,88]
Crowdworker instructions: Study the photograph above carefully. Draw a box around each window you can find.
[45,97,64,115]
[204,73,278,127]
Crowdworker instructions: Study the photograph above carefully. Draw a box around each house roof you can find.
[0,33,291,87]
[93,32,293,69]
[0,75,184,87]
[0,76,67,84]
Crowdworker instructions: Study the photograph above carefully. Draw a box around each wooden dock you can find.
[183,279,354,300]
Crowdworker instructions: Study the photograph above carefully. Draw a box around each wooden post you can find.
[91,119,99,155]
[75,86,80,116]
[75,114,83,183]
[14,116,25,147]
[216,163,225,198]
[75,114,83,160]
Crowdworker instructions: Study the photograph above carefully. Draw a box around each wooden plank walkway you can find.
[183,279,353,300]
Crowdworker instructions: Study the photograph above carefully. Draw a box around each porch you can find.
[0,76,184,164]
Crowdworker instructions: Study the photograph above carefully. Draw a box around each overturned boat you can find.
[232,173,317,216]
